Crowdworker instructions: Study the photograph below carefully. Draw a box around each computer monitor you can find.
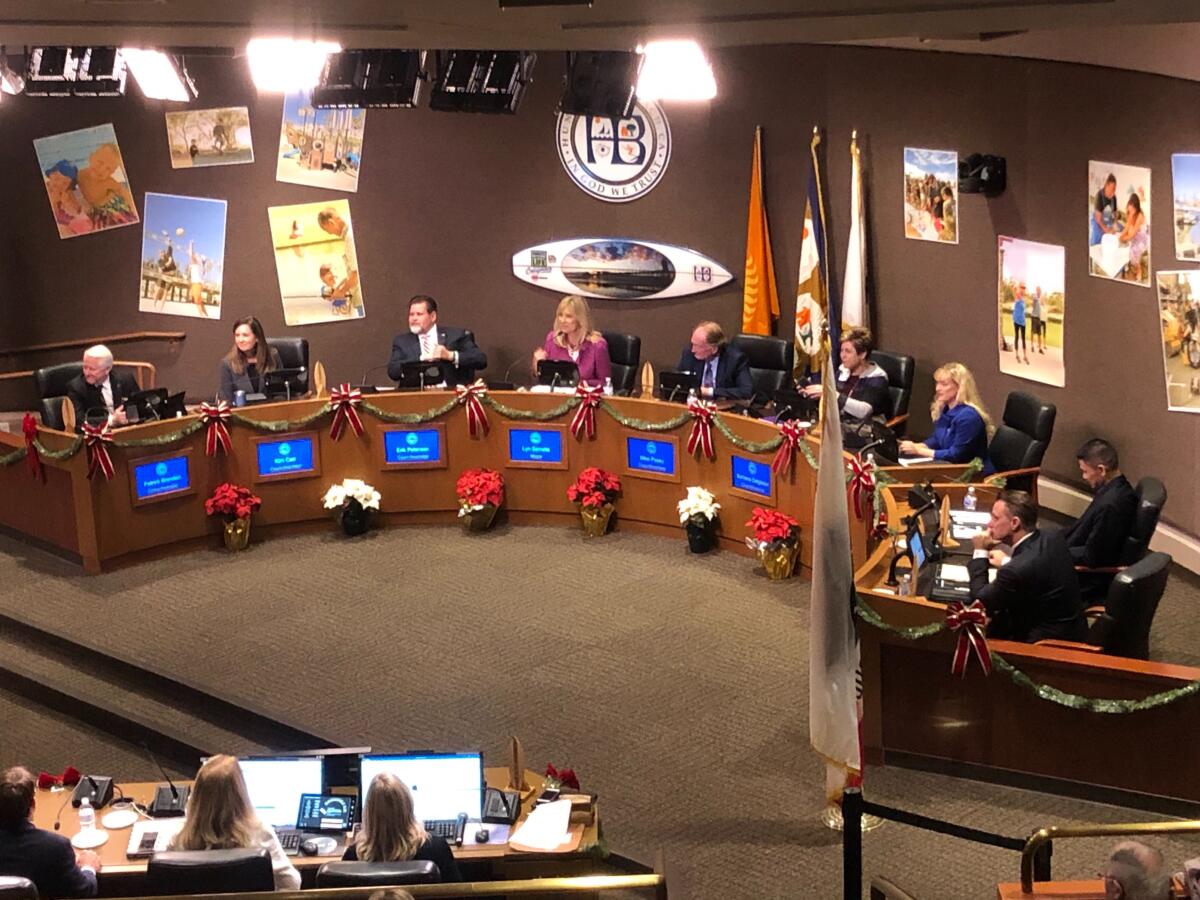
[536,359,579,388]
[218,756,325,828]
[359,752,484,822]
[397,360,445,389]
[910,528,927,575]
[125,388,168,423]
[261,367,308,400]
[657,370,699,403]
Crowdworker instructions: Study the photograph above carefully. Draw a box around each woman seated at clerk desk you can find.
[802,326,891,420]
[343,773,462,882]
[218,316,281,403]
[167,754,300,891]
[531,294,612,388]
[897,361,993,467]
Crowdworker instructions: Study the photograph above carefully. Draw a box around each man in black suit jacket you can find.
[968,490,1087,643]
[1064,439,1139,568]
[676,321,753,402]
[0,766,99,897]
[387,295,487,387]
[65,345,140,432]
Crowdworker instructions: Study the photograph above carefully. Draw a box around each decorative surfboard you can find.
[512,238,733,300]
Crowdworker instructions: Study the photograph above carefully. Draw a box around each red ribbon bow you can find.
[686,397,716,460]
[22,413,44,482]
[771,420,806,475]
[946,600,992,677]
[456,380,490,437]
[569,385,604,441]
[82,421,114,481]
[199,401,232,457]
[847,455,876,521]
[37,767,81,790]
[329,383,365,441]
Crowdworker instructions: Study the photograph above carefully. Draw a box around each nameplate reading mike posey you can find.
[381,425,447,470]
[505,425,568,470]
[252,432,322,483]
[623,435,680,484]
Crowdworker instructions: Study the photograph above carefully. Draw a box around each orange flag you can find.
[741,126,780,335]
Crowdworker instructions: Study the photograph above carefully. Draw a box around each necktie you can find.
[702,358,716,388]
[421,332,433,357]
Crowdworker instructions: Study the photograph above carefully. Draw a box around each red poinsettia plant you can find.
[205,482,262,521]
[566,466,622,509]
[456,468,504,512]
[746,506,800,549]
[544,763,580,791]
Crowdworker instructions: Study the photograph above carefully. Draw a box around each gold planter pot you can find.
[223,516,251,551]
[579,503,615,537]
[760,540,798,580]
[461,503,499,532]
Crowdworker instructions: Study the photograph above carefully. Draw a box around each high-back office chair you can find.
[731,334,794,406]
[146,848,275,895]
[1074,476,1168,601]
[1086,551,1172,660]
[982,391,1056,495]
[267,337,309,372]
[0,877,37,900]
[461,329,486,382]
[33,361,145,430]
[601,331,641,396]
[870,349,915,436]
[315,861,441,887]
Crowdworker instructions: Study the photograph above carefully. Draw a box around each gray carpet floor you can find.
[1,524,1198,899]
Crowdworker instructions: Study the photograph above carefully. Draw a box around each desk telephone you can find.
[483,787,520,825]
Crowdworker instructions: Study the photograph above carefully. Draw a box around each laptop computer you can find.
[359,751,483,846]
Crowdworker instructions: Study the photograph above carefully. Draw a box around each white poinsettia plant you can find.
[322,478,381,511]
[677,486,720,524]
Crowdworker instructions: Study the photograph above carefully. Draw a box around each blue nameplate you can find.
[384,428,441,464]
[509,428,563,463]
[626,436,676,476]
[731,454,772,498]
[133,455,190,500]
[257,437,315,477]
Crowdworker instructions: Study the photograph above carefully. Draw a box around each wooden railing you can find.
[0,361,157,390]
[0,331,185,359]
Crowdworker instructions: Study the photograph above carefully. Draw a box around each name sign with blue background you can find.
[731,454,772,498]
[133,455,190,500]
[385,429,441,464]
[626,436,676,476]
[509,428,563,464]
[257,437,315,477]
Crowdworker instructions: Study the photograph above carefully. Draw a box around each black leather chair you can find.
[731,334,794,407]
[146,848,275,895]
[267,337,309,372]
[33,362,83,430]
[601,331,641,396]
[870,349,915,436]
[1119,477,1168,566]
[982,391,1056,495]
[1084,551,1172,660]
[315,860,441,887]
[0,877,37,900]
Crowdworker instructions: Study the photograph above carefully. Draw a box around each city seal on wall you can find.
[556,101,671,203]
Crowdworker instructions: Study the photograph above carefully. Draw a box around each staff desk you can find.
[0,392,870,574]
[855,483,1200,810]
[33,769,603,891]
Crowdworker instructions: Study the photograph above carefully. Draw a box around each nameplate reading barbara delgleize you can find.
[508,428,563,464]
[730,454,772,499]
[133,455,190,500]
[256,437,315,477]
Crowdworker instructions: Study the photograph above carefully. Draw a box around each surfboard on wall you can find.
[512,238,734,300]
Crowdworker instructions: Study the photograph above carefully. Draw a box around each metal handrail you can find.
[1020,820,1200,892]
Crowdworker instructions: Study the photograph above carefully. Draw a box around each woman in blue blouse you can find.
[898,362,993,465]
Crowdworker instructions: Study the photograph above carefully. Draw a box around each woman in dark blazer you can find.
[217,316,281,403]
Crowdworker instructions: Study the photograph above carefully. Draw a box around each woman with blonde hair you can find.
[167,755,300,890]
[898,361,993,466]
[531,295,612,388]
[342,773,461,881]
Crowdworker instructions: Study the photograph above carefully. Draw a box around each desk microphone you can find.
[52,792,73,830]
[501,358,524,385]
[666,383,682,404]
[549,372,562,391]
[774,404,795,422]
[857,438,885,459]
[142,742,189,818]
[359,364,390,388]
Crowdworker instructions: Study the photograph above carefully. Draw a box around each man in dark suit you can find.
[387,295,487,387]
[968,490,1087,643]
[1064,439,1139,567]
[0,766,100,897]
[65,345,140,432]
[676,321,753,402]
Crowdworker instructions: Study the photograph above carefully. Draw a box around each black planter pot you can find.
[339,498,370,536]
[686,516,717,553]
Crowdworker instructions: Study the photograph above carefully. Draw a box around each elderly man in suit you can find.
[676,321,753,402]
[968,489,1087,643]
[65,344,139,431]
[0,766,100,897]
[387,295,487,388]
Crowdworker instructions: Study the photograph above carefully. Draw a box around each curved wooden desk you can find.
[0,392,869,575]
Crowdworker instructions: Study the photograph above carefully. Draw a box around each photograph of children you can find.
[268,199,365,325]
[164,107,254,169]
[1155,271,1200,412]
[139,193,228,320]
[34,124,139,239]
[903,148,958,244]
[997,237,1066,388]
[275,91,365,192]
[1087,160,1151,286]
[1171,154,1200,261]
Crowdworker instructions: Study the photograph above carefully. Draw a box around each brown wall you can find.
[3,45,1198,534]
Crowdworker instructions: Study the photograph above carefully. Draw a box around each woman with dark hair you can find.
[343,773,461,882]
[803,327,891,420]
[217,317,281,403]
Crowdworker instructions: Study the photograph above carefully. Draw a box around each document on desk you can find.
[508,799,571,851]
[897,456,932,467]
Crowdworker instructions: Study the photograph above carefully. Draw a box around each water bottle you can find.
[898,573,912,596]
[963,486,977,512]
[603,377,613,396]
[234,389,246,408]
[78,797,95,831]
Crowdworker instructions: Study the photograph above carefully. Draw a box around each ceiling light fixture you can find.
[635,39,716,102]
[247,37,342,93]
[121,48,196,101]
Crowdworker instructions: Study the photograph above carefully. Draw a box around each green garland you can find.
[598,401,692,433]
[229,404,333,432]
[489,395,579,421]
[106,418,206,447]
[0,446,27,466]
[854,597,1200,713]
[32,437,84,460]
[361,396,459,424]
[953,458,985,483]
